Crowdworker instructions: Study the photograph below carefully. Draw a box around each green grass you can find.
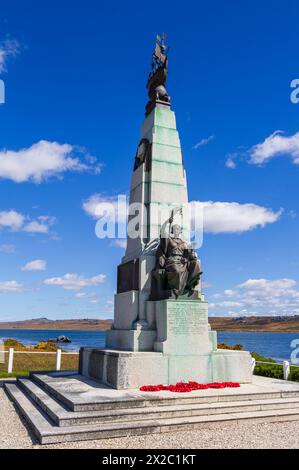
[0,338,79,378]
[0,351,79,378]
[0,371,32,378]
[250,351,276,363]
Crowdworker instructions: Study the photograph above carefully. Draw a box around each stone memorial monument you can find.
[79,34,252,389]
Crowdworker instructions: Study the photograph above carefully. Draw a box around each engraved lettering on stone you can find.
[168,304,207,335]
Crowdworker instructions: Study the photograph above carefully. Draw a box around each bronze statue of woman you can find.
[153,207,202,299]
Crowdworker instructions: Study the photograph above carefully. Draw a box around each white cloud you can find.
[238,278,296,291]
[0,244,16,253]
[21,259,46,272]
[0,38,20,73]
[0,210,56,234]
[249,131,299,165]
[112,239,127,249]
[201,281,212,289]
[225,155,237,169]
[237,278,297,304]
[224,289,237,297]
[209,278,299,316]
[0,280,24,293]
[23,220,49,234]
[0,140,100,183]
[239,278,299,314]
[210,300,243,309]
[82,193,127,222]
[84,195,281,236]
[74,292,87,298]
[192,135,214,150]
[44,273,106,291]
[288,210,297,219]
[0,210,24,230]
[191,201,282,234]
[212,289,237,299]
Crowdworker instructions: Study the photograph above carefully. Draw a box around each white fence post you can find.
[283,360,290,381]
[251,357,256,373]
[8,348,14,373]
[0,340,4,365]
[56,349,62,371]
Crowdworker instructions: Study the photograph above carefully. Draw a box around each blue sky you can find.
[0,0,298,320]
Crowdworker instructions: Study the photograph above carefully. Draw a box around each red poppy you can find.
[140,381,240,393]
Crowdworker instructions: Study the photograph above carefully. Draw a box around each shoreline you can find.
[0,326,111,331]
[1,316,299,333]
[0,327,299,333]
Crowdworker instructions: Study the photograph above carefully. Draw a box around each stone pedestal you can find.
[105,328,156,352]
[80,298,252,389]
[79,347,252,389]
[105,289,157,352]
[79,349,168,390]
[153,299,212,355]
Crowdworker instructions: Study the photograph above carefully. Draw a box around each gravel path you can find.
[1,387,299,449]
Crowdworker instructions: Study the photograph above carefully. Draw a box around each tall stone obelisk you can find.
[79,35,252,389]
[106,34,192,351]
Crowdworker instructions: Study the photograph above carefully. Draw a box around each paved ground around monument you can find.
[1,378,299,449]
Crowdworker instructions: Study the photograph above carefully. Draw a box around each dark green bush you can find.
[251,353,299,382]
[289,367,299,382]
[254,363,283,379]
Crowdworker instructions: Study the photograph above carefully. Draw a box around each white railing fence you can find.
[283,360,291,381]
[0,348,79,373]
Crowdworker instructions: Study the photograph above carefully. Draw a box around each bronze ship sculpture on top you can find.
[146,32,171,115]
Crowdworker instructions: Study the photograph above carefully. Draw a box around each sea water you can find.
[0,329,299,361]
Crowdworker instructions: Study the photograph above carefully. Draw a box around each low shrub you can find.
[3,339,28,350]
[3,338,62,352]
[254,363,283,380]
[218,343,243,351]
[289,367,299,382]
[34,341,61,352]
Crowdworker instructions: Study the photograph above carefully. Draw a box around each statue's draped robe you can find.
[156,235,201,295]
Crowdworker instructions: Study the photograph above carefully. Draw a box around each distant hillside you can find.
[0,318,113,330]
[1,316,299,332]
[209,316,299,332]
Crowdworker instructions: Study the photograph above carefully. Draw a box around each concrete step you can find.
[18,377,299,427]
[6,382,299,445]
[30,372,299,412]
[18,378,69,426]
